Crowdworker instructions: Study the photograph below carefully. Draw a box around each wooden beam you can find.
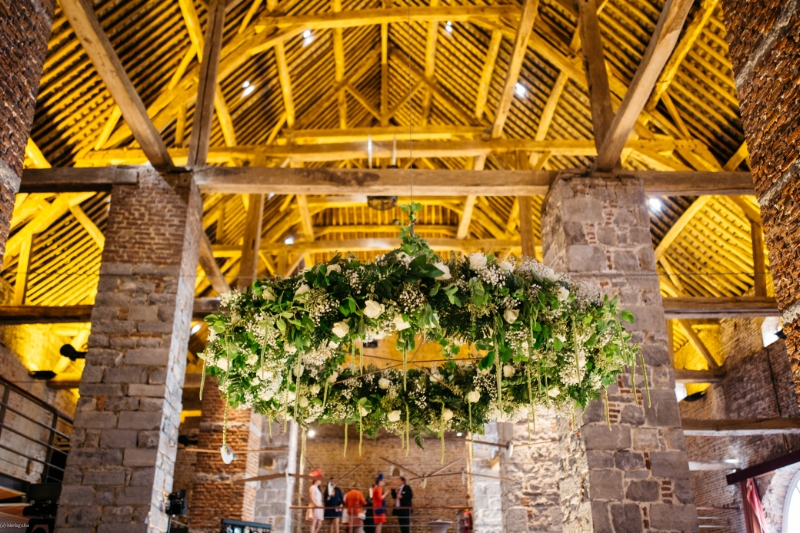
[577,0,615,150]
[489,0,538,139]
[256,5,518,31]
[94,106,122,151]
[594,0,694,171]
[723,141,749,171]
[214,237,523,256]
[676,319,720,369]
[345,84,381,121]
[296,194,314,241]
[69,205,105,248]
[237,194,265,290]
[663,297,779,319]
[632,170,753,196]
[59,0,173,168]
[456,196,476,239]
[333,0,346,128]
[726,449,800,485]
[647,0,720,111]
[380,22,389,126]
[518,196,535,258]
[421,0,441,126]
[751,221,767,297]
[673,368,725,384]
[188,0,226,166]
[199,233,231,295]
[0,299,222,325]
[682,418,800,437]
[20,168,139,193]
[25,139,50,169]
[82,138,712,166]
[653,195,712,260]
[689,461,738,471]
[13,233,33,305]
[474,31,502,120]
[280,125,484,144]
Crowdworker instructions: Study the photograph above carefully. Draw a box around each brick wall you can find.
[680,316,800,532]
[542,175,697,533]
[189,378,262,533]
[719,0,800,404]
[0,0,54,262]
[300,426,470,532]
[56,169,202,533]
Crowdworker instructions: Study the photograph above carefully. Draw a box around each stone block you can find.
[66,505,101,526]
[503,507,529,532]
[127,383,166,397]
[123,448,158,466]
[649,503,698,531]
[129,466,157,486]
[610,502,643,533]
[123,348,170,366]
[625,480,660,502]
[115,486,153,505]
[100,429,138,449]
[614,451,645,470]
[79,383,123,397]
[588,469,623,500]
[75,411,117,429]
[563,195,603,221]
[59,486,95,505]
[644,389,682,428]
[650,451,691,480]
[128,305,159,322]
[97,524,147,533]
[612,251,639,271]
[582,424,631,451]
[83,469,126,486]
[590,501,612,533]
[117,411,163,430]
[103,366,146,384]
[567,245,606,272]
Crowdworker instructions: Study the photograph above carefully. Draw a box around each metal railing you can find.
[289,506,470,532]
[0,376,73,485]
[221,518,273,533]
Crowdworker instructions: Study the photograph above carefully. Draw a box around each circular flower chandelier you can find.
[200,204,645,454]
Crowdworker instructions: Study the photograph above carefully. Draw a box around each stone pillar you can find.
[468,423,503,533]
[0,0,54,261]
[541,175,697,533]
[719,0,800,405]
[189,378,261,533]
[56,169,202,533]
[253,420,298,533]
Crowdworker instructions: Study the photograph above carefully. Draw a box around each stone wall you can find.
[467,423,503,533]
[719,0,800,405]
[253,420,298,533]
[541,175,697,533]
[0,0,54,261]
[55,169,202,533]
[301,426,470,532]
[680,317,800,532]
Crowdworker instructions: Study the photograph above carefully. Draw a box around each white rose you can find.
[555,334,567,344]
[503,308,519,324]
[327,372,339,384]
[260,388,275,401]
[363,300,384,319]
[295,284,311,296]
[285,345,297,354]
[388,410,402,423]
[434,262,452,280]
[247,353,258,365]
[263,288,276,301]
[503,365,516,378]
[441,408,454,422]
[310,384,321,395]
[467,390,480,403]
[378,378,391,390]
[332,321,350,338]
[557,286,570,302]
[499,261,514,273]
[396,252,413,265]
[299,397,309,408]
[358,405,370,417]
[468,252,487,271]
[327,264,341,275]
[548,387,560,398]
[393,315,411,331]
[215,357,228,371]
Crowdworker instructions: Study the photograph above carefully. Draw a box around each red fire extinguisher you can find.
[461,510,473,532]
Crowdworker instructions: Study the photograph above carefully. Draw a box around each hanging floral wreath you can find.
[200,204,645,452]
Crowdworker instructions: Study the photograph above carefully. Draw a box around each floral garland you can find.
[200,204,644,454]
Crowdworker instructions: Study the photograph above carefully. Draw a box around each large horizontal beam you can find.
[0,299,222,325]
[20,168,755,197]
[77,139,709,165]
[726,448,800,485]
[673,369,725,384]
[682,418,800,437]
[663,297,779,319]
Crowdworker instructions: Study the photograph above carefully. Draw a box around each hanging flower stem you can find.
[323,381,329,409]
[344,423,348,457]
[199,359,206,401]
[405,404,410,457]
[403,349,408,391]
[301,428,307,468]
[604,388,611,430]
[222,401,229,451]
[639,350,651,408]
[358,408,363,456]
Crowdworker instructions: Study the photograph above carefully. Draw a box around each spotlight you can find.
[242,85,255,97]
[284,236,295,245]
[29,370,57,381]
[60,344,87,361]
[648,197,663,212]
[303,30,313,46]
[268,192,275,200]
[514,83,527,97]
[308,429,317,437]
[445,21,453,33]
[191,324,202,334]
[456,432,463,437]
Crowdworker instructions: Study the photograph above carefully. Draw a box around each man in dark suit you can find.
[391,476,413,533]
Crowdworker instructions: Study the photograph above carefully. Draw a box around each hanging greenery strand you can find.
[201,203,641,444]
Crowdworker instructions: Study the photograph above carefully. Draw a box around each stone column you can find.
[719,0,800,405]
[189,378,261,533]
[541,174,697,533]
[56,169,202,533]
[0,0,54,261]
[468,423,503,533]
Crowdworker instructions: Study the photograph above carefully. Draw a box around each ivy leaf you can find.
[620,310,635,324]
[276,318,287,334]
[429,282,441,297]
[553,337,563,351]
[340,304,351,316]
[478,352,495,370]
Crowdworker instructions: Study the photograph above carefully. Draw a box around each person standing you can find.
[324,478,344,533]
[372,474,387,533]
[391,476,413,533]
[307,470,325,533]
[344,485,367,533]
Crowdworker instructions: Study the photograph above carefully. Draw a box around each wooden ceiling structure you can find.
[7,0,771,375]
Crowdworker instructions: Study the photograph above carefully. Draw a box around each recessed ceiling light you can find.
[284,236,295,245]
[191,324,202,334]
[515,82,526,97]
[242,84,255,97]
[308,429,316,437]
